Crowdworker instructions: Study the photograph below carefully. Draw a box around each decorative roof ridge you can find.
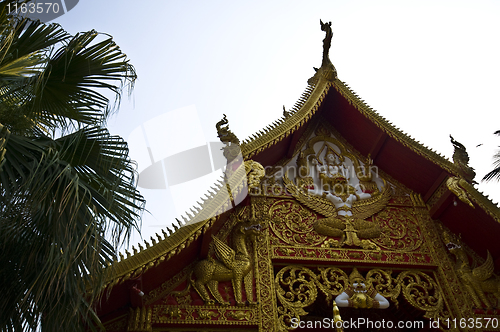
[105,161,251,286]
[105,220,209,288]
[331,79,462,176]
[241,79,329,159]
[459,179,500,223]
[105,177,228,286]
[332,79,500,217]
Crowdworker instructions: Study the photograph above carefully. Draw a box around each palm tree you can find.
[0,1,145,331]
[483,130,500,182]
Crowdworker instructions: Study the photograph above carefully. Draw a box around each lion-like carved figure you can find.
[193,220,262,306]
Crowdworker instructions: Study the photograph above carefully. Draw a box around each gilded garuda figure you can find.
[192,219,261,306]
[284,150,390,250]
[443,230,500,309]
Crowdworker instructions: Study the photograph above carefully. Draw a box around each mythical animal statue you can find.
[450,135,476,182]
[335,268,390,309]
[216,114,240,161]
[443,231,500,309]
[192,220,262,306]
[446,176,474,208]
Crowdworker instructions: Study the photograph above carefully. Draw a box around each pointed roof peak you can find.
[309,19,337,84]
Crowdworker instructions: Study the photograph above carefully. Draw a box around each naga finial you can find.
[450,135,476,182]
[216,114,240,161]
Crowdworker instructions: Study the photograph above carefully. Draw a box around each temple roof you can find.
[98,23,500,318]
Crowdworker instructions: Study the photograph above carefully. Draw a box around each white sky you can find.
[54,0,500,247]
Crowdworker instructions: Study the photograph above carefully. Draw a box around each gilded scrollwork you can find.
[316,267,350,301]
[275,266,447,330]
[371,207,423,252]
[365,269,400,307]
[275,266,332,329]
[268,200,327,246]
[275,266,351,330]
[396,271,443,320]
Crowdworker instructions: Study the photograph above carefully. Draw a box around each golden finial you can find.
[320,19,333,67]
[308,20,337,84]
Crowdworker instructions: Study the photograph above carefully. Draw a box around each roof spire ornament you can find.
[450,135,476,182]
[320,19,333,67]
[446,135,476,207]
[216,114,241,162]
[308,20,337,84]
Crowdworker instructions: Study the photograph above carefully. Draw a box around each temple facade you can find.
[97,22,500,332]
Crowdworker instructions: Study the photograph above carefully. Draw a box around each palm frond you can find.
[31,30,137,132]
[482,130,500,182]
[0,6,144,331]
[0,128,144,331]
[482,150,500,181]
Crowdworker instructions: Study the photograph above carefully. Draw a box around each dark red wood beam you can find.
[369,132,388,162]
[423,171,449,202]
[429,190,452,220]
[286,125,306,159]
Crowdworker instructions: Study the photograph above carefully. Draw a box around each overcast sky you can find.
[54,0,500,246]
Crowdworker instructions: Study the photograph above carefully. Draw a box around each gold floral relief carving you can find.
[396,271,445,319]
[275,266,349,330]
[153,305,256,325]
[255,222,279,331]
[144,263,195,305]
[275,266,448,331]
[371,207,423,252]
[268,199,327,246]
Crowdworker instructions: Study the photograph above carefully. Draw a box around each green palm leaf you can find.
[483,130,500,182]
[0,2,145,331]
